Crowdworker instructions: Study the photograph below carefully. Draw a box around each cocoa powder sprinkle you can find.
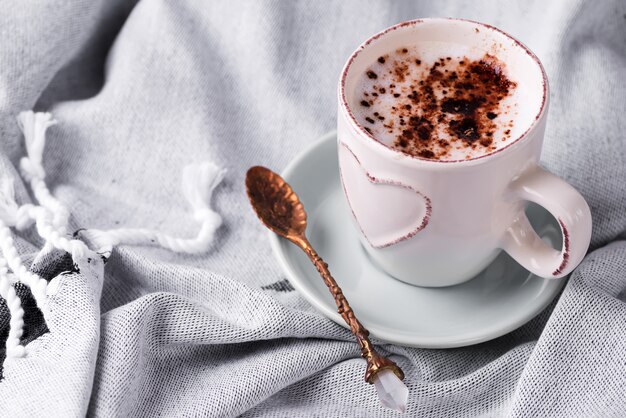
[358,50,517,160]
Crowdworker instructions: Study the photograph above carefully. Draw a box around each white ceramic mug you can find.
[337,18,592,287]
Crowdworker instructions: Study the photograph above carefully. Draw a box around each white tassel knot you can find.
[182,162,225,224]
[17,111,57,181]
[17,111,69,230]
[85,162,226,254]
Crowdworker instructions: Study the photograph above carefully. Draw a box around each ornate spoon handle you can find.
[299,238,404,383]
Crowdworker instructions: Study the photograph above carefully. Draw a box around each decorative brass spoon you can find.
[245,166,408,412]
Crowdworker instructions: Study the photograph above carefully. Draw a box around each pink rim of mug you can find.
[339,17,548,164]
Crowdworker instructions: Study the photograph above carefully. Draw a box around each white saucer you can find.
[270,132,565,348]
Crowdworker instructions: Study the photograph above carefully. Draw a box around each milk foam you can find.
[352,42,521,160]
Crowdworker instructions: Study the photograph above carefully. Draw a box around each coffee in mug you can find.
[352,46,520,160]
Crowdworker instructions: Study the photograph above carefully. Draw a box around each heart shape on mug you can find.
[339,142,431,248]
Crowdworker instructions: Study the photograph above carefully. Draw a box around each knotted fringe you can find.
[83,162,226,254]
[17,111,69,230]
[0,111,91,358]
[0,179,45,357]
[15,111,91,262]
[16,111,226,255]
[0,111,225,359]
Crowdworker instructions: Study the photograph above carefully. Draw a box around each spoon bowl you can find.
[245,166,307,239]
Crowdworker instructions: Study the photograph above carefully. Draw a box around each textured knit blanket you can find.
[0,1,624,417]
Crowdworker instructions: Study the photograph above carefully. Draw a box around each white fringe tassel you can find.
[0,179,50,322]
[17,111,69,230]
[83,162,225,254]
[16,111,90,260]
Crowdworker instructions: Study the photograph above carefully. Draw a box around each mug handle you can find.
[501,165,592,279]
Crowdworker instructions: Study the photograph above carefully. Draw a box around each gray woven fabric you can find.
[0,0,624,416]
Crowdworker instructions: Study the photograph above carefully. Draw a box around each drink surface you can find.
[352,43,519,160]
